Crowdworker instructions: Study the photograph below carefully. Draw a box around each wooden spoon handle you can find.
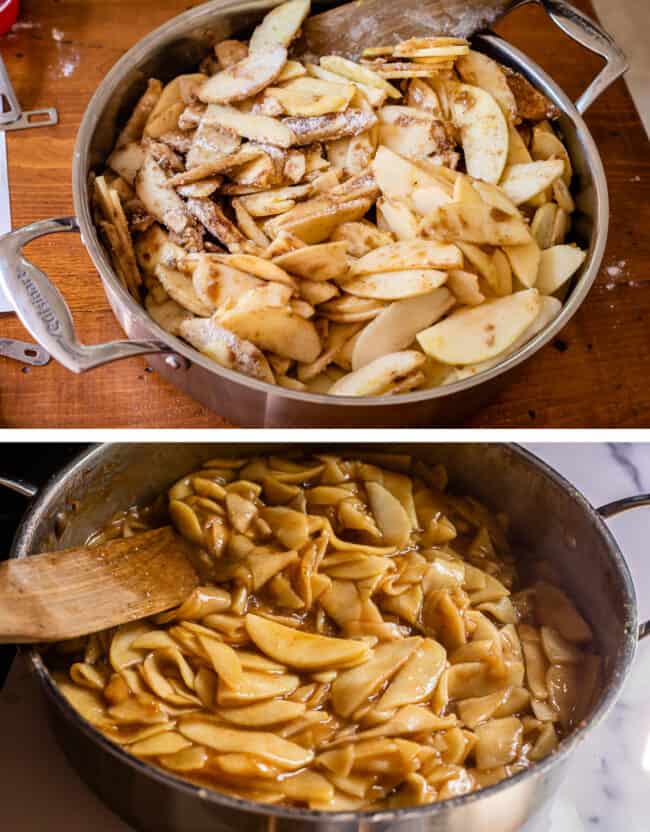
[0,527,199,644]
[301,0,518,58]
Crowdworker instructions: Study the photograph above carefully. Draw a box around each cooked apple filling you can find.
[93,0,585,396]
[52,453,601,810]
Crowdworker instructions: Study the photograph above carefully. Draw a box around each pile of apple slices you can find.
[94,0,587,398]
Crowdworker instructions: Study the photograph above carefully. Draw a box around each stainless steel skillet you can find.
[0,1,627,425]
[2,441,648,831]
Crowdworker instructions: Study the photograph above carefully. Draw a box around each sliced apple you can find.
[273,241,349,281]
[499,160,564,205]
[531,127,572,184]
[107,141,145,185]
[376,638,447,710]
[216,305,320,363]
[376,198,418,240]
[349,241,462,275]
[283,109,377,146]
[198,45,287,104]
[245,613,371,669]
[155,264,212,317]
[507,124,532,165]
[343,268,448,300]
[319,55,401,99]
[446,270,485,306]
[531,203,558,250]
[331,638,421,717]
[329,350,425,396]
[135,154,191,235]
[366,481,411,548]
[456,296,562,380]
[417,289,541,365]
[249,0,311,53]
[204,104,294,148]
[192,258,263,310]
[372,145,442,204]
[213,253,296,287]
[145,294,194,336]
[423,199,532,246]
[456,51,517,123]
[535,245,587,295]
[269,76,355,116]
[179,719,313,769]
[503,238,541,288]
[218,700,306,727]
[179,317,275,383]
[449,82,508,184]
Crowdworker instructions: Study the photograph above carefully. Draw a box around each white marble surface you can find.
[1,443,649,831]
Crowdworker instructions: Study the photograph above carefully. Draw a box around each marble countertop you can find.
[1,443,649,831]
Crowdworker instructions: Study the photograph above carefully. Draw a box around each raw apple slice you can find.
[456,296,562,379]
[449,82,508,184]
[329,350,425,396]
[349,241,462,275]
[343,268,448,300]
[417,288,541,365]
[249,0,311,52]
[503,238,542,288]
[179,316,274,383]
[351,289,453,370]
[456,50,518,123]
[499,160,564,205]
[198,46,287,104]
[535,245,586,295]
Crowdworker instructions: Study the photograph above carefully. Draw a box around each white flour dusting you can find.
[606,260,627,279]
[51,27,64,42]
[629,175,641,183]
[10,21,39,31]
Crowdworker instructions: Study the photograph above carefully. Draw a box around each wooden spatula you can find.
[0,527,199,644]
[300,0,517,59]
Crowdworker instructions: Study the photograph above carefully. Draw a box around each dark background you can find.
[0,444,90,689]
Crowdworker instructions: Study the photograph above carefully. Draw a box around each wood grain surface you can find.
[0,0,648,428]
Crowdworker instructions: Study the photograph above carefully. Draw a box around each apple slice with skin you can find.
[351,288,454,370]
[245,613,371,670]
[417,288,541,365]
[456,51,518,124]
[449,82,508,184]
[503,238,542,288]
[535,245,587,295]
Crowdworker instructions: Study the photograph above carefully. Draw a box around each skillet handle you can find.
[536,0,628,114]
[597,495,650,641]
[0,217,167,373]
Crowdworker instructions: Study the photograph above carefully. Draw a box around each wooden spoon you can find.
[300,0,517,59]
[0,527,199,644]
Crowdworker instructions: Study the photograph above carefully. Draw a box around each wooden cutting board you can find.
[1,0,648,428]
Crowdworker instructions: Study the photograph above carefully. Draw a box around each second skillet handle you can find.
[536,0,628,114]
[0,217,167,373]
[598,495,650,641]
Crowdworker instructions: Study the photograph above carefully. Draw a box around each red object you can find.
[0,0,19,36]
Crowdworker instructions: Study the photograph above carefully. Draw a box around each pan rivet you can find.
[164,354,189,371]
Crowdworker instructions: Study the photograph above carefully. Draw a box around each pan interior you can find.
[15,443,635,757]
[72,0,606,409]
